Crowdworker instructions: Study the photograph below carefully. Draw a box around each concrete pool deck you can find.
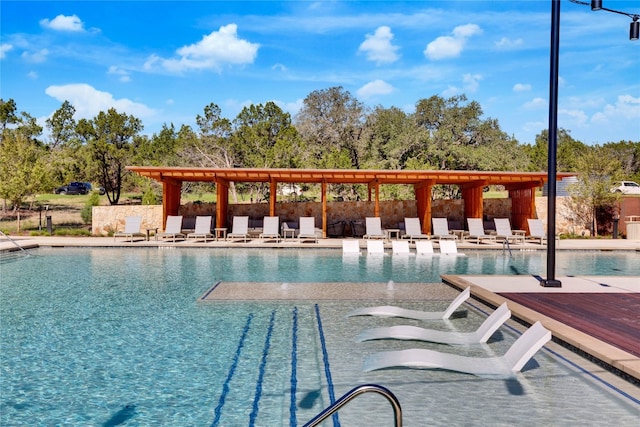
[2,235,639,385]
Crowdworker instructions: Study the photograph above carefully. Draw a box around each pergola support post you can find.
[162,178,182,229]
[461,181,486,225]
[415,180,434,234]
[216,178,229,229]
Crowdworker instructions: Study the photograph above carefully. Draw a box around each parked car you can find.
[611,181,640,195]
[83,182,106,195]
[55,182,89,195]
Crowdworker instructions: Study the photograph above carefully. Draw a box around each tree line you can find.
[1,87,638,222]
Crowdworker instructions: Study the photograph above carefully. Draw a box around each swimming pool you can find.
[1,248,638,425]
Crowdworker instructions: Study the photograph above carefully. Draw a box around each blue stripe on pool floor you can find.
[249,310,276,426]
[315,304,340,427]
[290,307,299,427]
[210,313,254,427]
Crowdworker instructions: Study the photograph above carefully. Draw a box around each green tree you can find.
[0,131,51,224]
[295,86,367,169]
[77,108,143,205]
[0,98,19,133]
[568,146,623,236]
[524,128,587,172]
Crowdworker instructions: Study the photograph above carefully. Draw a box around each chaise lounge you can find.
[347,287,470,320]
[362,321,551,378]
[356,303,511,345]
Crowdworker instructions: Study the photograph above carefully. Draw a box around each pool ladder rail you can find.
[303,383,402,427]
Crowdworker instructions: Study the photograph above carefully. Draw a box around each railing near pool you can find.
[303,383,402,427]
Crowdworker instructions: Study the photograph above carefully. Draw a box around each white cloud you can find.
[495,37,523,49]
[523,97,547,109]
[21,48,49,63]
[1,43,13,59]
[591,94,640,123]
[108,66,131,83]
[272,63,287,72]
[513,83,531,92]
[27,71,38,79]
[463,73,482,93]
[424,24,482,60]
[151,24,259,73]
[358,26,400,65]
[559,108,589,127]
[45,83,155,119]
[356,79,394,99]
[442,85,461,97]
[40,14,84,32]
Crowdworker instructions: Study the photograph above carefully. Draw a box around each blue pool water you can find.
[0,248,638,426]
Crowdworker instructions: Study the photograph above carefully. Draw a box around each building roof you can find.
[127,166,575,187]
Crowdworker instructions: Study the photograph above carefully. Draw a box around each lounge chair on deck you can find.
[159,215,185,242]
[347,287,470,320]
[366,240,385,254]
[466,218,497,244]
[187,216,214,242]
[298,217,318,243]
[364,217,386,239]
[362,321,551,378]
[392,240,411,255]
[402,218,430,243]
[415,240,435,255]
[431,218,457,240]
[259,216,280,242]
[342,239,361,255]
[526,219,548,244]
[494,218,525,244]
[227,216,250,242]
[113,216,145,242]
[356,303,511,345]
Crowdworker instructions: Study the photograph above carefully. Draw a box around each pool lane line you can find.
[290,307,299,427]
[199,280,222,300]
[210,313,254,427]
[249,310,277,426]
[467,300,640,406]
[314,304,340,427]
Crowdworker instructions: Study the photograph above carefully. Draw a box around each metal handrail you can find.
[502,238,512,257]
[303,384,402,427]
[0,230,28,254]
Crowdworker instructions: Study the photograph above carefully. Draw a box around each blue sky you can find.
[1,1,639,146]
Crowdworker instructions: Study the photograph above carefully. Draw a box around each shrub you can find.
[81,192,101,224]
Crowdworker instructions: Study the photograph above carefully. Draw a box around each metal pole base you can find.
[540,279,562,287]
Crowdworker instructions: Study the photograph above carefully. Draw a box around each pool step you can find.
[208,306,326,426]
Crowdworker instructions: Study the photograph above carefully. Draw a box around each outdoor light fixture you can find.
[571,0,640,41]
[631,17,640,40]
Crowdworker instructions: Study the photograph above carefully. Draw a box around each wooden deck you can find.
[498,292,640,357]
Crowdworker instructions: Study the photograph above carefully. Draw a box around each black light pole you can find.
[541,0,563,287]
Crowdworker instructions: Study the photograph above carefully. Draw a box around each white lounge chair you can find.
[366,239,385,254]
[187,216,214,242]
[391,240,411,255]
[466,218,497,244]
[526,219,548,244]
[113,216,145,242]
[494,218,525,244]
[227,216,250,242]
[158,215,185,242]
[342,239,361,255]
[347,287,470,320]
[298,217,318,243]
[439,240,465,256]
[364,217,386,239]
[431,218,457,240]
[415,240,435,255]
[259,216,280,242]
[402,218,430,243]
[356,303,511,345]
[362,321,551,378]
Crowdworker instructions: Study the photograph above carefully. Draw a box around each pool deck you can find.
[2,235,639,384]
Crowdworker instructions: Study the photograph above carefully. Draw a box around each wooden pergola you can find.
[127,166,575,236]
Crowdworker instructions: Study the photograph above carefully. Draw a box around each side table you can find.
[214,228,227,241]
